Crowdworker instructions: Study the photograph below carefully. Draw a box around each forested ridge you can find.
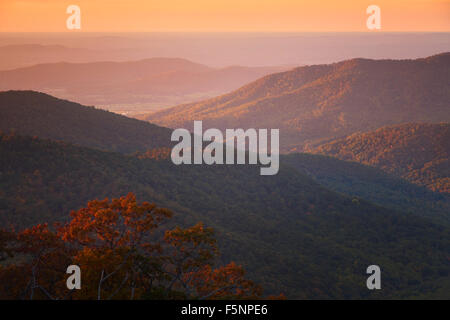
[0,90,449,299]
[145,53,450,152]
[309,123,450,193]
[283,153,450,223]
[1,133,449,299]
[0,90,172,153]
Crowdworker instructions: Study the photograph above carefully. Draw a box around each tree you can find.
[0,229,13,262]
[0,224,73,299]
[191,262,263,299]
[0,193,266,300]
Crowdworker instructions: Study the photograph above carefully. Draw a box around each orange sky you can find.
[0,0,449,32]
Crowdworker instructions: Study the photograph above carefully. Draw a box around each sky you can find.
[0,0,449,32]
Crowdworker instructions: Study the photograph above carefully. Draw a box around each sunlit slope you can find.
[146,53,450,152]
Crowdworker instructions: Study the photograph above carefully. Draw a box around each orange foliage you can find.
[0,194,268,300]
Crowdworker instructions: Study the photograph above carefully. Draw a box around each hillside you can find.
[1,133,449,299]
[308,123,450,193]
[283,153,450,222]
[0,59,286,114]
[0,90,172,153]
[1,91,447,217]
[1,92,449,298]
[144,53,450,152]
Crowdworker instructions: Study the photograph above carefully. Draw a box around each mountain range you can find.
[0,44,98,70]
[143,53,450,152]
[0,90,449,299]
[0,58,286,114]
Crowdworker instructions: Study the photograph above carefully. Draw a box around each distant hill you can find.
[308,123,450,193]
[0,44,98,70]
[0,58,287,114]
[144,53,450,152]
[0,90,172,153]
[1,133,449,299]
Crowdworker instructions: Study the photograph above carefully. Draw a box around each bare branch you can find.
[199,285,239,300]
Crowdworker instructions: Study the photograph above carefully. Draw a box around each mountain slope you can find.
[308,123,450,193]
[1,91,447,216]
[283,153,450,222]
[1,92,449,298]
[0,59,287,113]
[144,53,450,152]
[0,90,172,153]
[1,133,449,299]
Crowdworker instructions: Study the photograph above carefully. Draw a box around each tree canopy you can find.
[0,194,263,300]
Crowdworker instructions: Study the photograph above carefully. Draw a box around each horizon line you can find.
[1,31,450,34]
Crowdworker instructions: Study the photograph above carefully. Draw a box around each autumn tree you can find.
[0,229,13,262]
[0,224,73,299]
[0,193,264,300]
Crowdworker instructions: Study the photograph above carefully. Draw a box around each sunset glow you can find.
[0,0,449,32]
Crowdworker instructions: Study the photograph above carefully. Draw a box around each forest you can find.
[0,133,449,299]
[310,123,450,193]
